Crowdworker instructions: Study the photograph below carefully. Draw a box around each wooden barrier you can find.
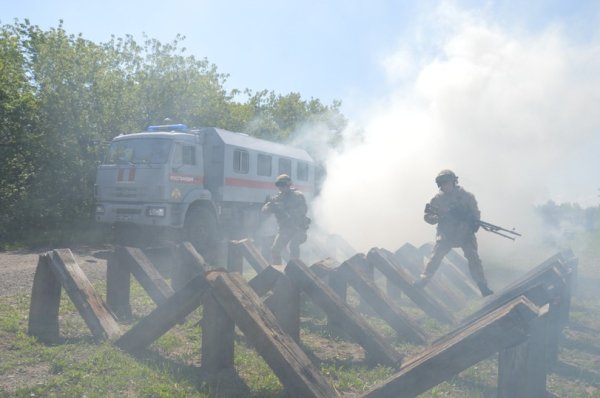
[27,241,575,398]
[360,296,547,398]
[229,239,269,273]
[29,249,120,343]
[115,273,210,352]
[207,271,338,398]
[337,255,429,345]
[367,248,455,325]
[285,259,403,367]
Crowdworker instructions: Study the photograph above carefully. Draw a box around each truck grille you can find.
[111,186,147,198]
[116,208,142,215]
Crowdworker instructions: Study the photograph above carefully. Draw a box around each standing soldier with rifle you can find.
[416,170,495,297]
[262,174,310,265]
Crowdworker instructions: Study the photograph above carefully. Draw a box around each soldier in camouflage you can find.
[262,174,310,265]
[416,170,494,297]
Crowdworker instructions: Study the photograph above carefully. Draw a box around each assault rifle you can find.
[425,203,521,241]
[477,220,521,241]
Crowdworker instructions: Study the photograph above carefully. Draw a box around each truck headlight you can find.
[95,205,105,214]
[146,206,166,217]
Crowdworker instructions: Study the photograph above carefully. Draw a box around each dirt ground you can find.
[0,245,112,297]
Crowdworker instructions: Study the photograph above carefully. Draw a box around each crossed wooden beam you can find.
[26,239,575,398]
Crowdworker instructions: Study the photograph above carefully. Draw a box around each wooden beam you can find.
[46,249,120,341]
[209,271,338,398]
[367,248,455,325]
[230,238,269,273]
[285,259,403,368]
[106,251,132,320]
[117,246,174,305]
[361,296,546,398]
[339,255,429,345]
[265,274,301,342]
[309,257,340,280]
[460,258,568,326]
[497,307,550,398]
[201,286,235,374]
[115,273,210,352]
[28,254,61,343]
[172,242,209,291]
[249,264,286,297]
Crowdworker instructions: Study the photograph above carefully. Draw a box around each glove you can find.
[472,220,480,233]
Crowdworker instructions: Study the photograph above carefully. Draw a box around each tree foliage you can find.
[0,20,347,246]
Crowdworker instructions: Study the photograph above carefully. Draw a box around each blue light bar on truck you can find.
[147,124,188,132]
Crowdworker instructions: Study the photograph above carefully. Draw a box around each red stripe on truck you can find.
[225,177,313,192]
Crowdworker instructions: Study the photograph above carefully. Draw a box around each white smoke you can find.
[313,4,600,255]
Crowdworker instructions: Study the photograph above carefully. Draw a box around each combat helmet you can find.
[275,174,292,187]
[435,169,458,186]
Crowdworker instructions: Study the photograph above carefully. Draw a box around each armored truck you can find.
[94,124,315,260]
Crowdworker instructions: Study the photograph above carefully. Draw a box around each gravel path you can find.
[0,245,112,297]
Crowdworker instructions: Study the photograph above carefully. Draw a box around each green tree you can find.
[0,23,41,243]
[0,19,347,246]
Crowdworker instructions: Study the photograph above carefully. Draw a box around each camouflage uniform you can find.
[262,187,309,265]
[417,170,494,296]
[421,185,491,294]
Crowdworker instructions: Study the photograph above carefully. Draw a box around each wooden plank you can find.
[249,264,286,297]
[460,259,568,326]
[117,246,174,305]
[325,233,358,261]
[115,273,210,352]
[28,254,61,343]
[231,238,269,273]
[106,251,132,320]
[367,248,455,325]
[285,259,403,368]
[47,249,120,341]
[172,242,209,291]
[433,283,550,345]
[265,274,301,342]
[209,271,338,398]
[201,287,235,373]
[361,296,546,398]
[339,255,429,345]
[227,240,244,273]
[310,257,340,280]
[498,308,550,398]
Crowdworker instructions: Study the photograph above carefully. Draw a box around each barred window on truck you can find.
[297,162,309,181]
[234,149,249,173]
[278,158,292,176]
[257,154,272,176]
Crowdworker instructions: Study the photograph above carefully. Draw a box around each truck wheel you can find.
[184,206,219,264]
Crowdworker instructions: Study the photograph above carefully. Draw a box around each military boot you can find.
[477,282,494,297]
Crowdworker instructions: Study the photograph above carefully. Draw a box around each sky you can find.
[4,0,600,253]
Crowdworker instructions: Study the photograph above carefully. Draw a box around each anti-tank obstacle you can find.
[27,239,576,398]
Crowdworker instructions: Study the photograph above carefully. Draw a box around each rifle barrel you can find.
[478,220,522,238]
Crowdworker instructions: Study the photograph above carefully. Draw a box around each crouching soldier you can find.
[262,174,310,265]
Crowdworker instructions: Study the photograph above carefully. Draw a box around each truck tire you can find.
[184,206,219,264]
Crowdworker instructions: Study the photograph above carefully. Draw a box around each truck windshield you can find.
[104,138,172,165]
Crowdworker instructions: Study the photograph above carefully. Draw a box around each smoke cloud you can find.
[313,4,600,255]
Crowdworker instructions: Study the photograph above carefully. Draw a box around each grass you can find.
[1,237,600,397]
